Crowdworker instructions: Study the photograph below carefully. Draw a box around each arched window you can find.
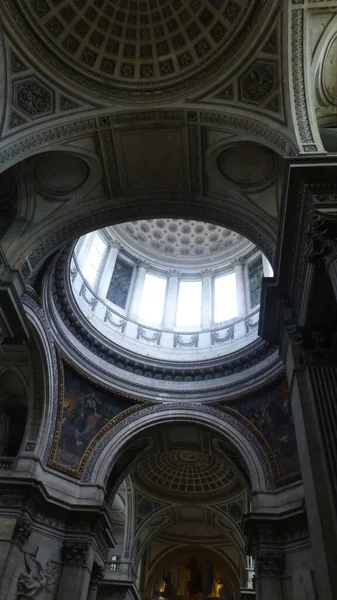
[176,280,202,328]
[214,273,237,322]
[82,233,106,286]
[138,273,167,325]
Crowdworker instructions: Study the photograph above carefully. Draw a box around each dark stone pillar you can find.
[56,542,93,600]
[286,336,337,600]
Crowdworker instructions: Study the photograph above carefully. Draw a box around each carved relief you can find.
[240,61,278,104]
[17,553,58,599]
[13,78,54,118]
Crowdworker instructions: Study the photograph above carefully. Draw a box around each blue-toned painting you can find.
[55,367,136,470]
[230,380,299,479]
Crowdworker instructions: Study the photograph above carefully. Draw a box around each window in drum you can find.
[214,273,237,322]
[248,255,263,308]
[82,234,106,287]
[138,274,167,325]
[107,257,133,309]
[176,280,202,328]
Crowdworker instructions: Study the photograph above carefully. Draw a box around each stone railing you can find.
[71,257,260,360]
[104,560,136,581]
[0,457,15,470]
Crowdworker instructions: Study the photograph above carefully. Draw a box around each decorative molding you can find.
[291,10,318,152]
[137,327,162,345]
[173,333,199,348]
[82,402,277,487]
[104,310,126,333]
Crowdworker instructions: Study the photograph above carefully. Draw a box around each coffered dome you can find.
[111,218,251,266]
[8,0,264,101]
[134,449,243,501]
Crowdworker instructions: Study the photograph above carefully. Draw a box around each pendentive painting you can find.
[230,379,299,480]
[51,365,137,474]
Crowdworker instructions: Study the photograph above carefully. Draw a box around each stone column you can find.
[201,269,212,329]
[255,552,284,600]
[128,261,147,320]
[284,333,337,600]
[163,270,179,329]
[87,563,104,600]
[56,542,93,600]
[233,259,247,317]
[97,241,120,299]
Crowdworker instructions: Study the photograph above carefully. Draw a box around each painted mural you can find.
[54,367,136,471]
[229,379,299,479]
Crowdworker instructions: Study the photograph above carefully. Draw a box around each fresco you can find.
[55,367,136,470]
[229,379,299,479]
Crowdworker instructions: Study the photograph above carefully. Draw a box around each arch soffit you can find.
[86,406,276,493]
[21,294,59,458]
[0,109,297,177]
[132,503,246,565]
[22,194,277,279]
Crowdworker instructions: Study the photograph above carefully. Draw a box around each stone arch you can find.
[132,503,246,571]
[21,293,59,458]
[84,403,276,492]
[22,192,277,280]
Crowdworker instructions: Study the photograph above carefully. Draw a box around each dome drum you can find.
[70,220,271,362]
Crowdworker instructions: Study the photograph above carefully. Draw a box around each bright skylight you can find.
[214,273,237,322]
[82,233,106,286]
[138,273,167,325]
[176,280,202,328]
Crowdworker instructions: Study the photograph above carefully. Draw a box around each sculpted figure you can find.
[17,553,58,599]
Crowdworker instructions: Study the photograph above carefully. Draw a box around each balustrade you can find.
[71,255,260,358]
[0,457,15,470]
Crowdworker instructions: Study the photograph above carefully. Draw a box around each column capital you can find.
[109,239,122,250]
[62,541,89,565]
[255,552,285,577]
[232,257,245,268]
[135,259,149,270]
[200,268,213,278]
[168,269,180,279]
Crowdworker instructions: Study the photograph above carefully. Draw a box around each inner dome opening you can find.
[70,218,273,362]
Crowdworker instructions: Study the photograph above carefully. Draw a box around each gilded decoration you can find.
[48,357,148,477]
